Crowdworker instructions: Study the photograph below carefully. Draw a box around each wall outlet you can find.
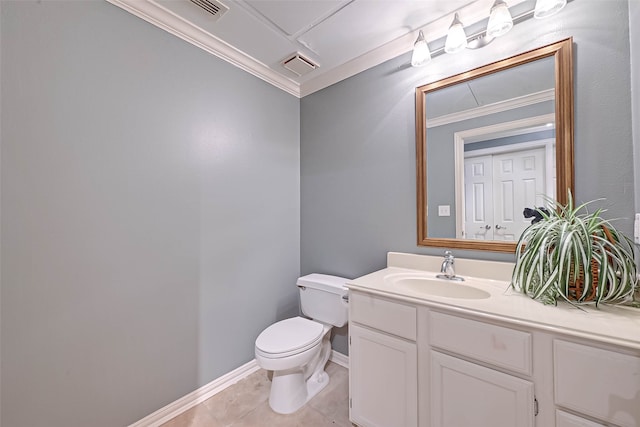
[635,213,640,244]
[438,205,451,217]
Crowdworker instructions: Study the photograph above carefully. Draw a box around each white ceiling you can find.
[108,0,529,97]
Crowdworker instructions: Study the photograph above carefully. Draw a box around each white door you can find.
[464,155,493,240]
[492,147,546,241]
[349,323,418,427]
[430,351,535,427]
[464,147,546,241]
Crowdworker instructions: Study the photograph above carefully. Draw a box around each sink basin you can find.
[391,277,491,300]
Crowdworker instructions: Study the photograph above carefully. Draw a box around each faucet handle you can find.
[444,250,453,258]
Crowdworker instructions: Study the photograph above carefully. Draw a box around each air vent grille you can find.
[282,54,318,77]
[190,0,228,20]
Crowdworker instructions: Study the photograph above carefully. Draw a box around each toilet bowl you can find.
[255,317,332,414]
[254,274,349,414]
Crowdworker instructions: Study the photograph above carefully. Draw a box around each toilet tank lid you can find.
[297,273,349,294]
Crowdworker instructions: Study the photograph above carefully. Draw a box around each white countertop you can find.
[346,252,640,351]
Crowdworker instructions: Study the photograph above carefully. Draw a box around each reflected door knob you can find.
[482,225,491,230]
[495,225,506,230]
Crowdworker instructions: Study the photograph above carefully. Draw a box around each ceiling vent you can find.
[282,54,318,77]
[189,0,228,21]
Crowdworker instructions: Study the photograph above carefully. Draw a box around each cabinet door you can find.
[350,323,417,427]
[431,351,534,427]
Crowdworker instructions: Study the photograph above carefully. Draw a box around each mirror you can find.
[416,38,574,253]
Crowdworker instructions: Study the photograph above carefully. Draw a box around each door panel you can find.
[464,155,493,240]
[492,147,545,241]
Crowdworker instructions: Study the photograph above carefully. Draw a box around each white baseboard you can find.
[128,359,260,427]
[129,350,349,427]
[329,349,349,368]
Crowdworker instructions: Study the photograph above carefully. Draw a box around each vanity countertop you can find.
[346,252,640,350]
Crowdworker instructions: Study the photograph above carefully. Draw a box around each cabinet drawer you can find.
[556,410,605,427]
[350,292,416,341]
[429,311,532,375]
[554,340,640,427]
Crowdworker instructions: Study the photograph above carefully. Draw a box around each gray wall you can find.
[632,0,640,216]
[0,0,3,422]
[301,0,635,355]
[0,1,300,426]
[1,0,637,424]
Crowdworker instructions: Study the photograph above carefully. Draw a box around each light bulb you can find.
[411,31,431,67]
[534,0,567,19]
[444,13,467,54]
[487,0,513,38]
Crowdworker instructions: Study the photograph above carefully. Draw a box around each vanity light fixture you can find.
[486,0,513,38]
[411,30,431,67]
[534,0,567,18]
[444,13,467,54]
[410,0,568,67]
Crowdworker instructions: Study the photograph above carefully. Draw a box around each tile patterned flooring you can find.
[161,361,352,427]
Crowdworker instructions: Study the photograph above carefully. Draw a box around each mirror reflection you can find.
[428,56,555,241]
[416,39,574,253]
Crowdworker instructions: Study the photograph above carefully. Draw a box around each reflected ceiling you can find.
[427,56,556,119]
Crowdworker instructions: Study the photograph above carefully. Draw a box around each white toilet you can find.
[254,273,349,414]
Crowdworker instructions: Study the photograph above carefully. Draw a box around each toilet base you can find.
[269,368,330,414]
[267,329,333,414]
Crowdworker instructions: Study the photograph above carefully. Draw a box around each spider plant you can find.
[511,192,638,306]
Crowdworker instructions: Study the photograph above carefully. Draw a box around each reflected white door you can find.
[464,147,545,241]
[493,148,545,241]
[464,155,493,240]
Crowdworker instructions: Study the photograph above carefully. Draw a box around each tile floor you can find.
[161,361,352,427]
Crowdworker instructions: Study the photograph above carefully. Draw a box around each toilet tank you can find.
[297,273,349,327]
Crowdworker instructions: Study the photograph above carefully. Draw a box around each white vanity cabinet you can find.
[349,291,418,427]
[347,253,640,427]
[348,290,640,427]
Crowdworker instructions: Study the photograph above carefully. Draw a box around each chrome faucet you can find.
[441,251,455,277]
[436,251,464,281]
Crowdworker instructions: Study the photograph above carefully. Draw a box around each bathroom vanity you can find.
[346,252,640,427]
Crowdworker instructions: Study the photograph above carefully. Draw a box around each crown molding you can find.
[427,89,555,128]
[108,0,530,99]
[105,0,440,98]
[299,31,416,97]
[299,0,530,97]
[107,0,301,97]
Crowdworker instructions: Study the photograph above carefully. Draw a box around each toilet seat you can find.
[255,317,324,359]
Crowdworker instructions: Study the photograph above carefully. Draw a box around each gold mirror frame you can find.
[416,38,574,253]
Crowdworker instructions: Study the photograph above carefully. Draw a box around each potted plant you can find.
[511,192,638,306]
